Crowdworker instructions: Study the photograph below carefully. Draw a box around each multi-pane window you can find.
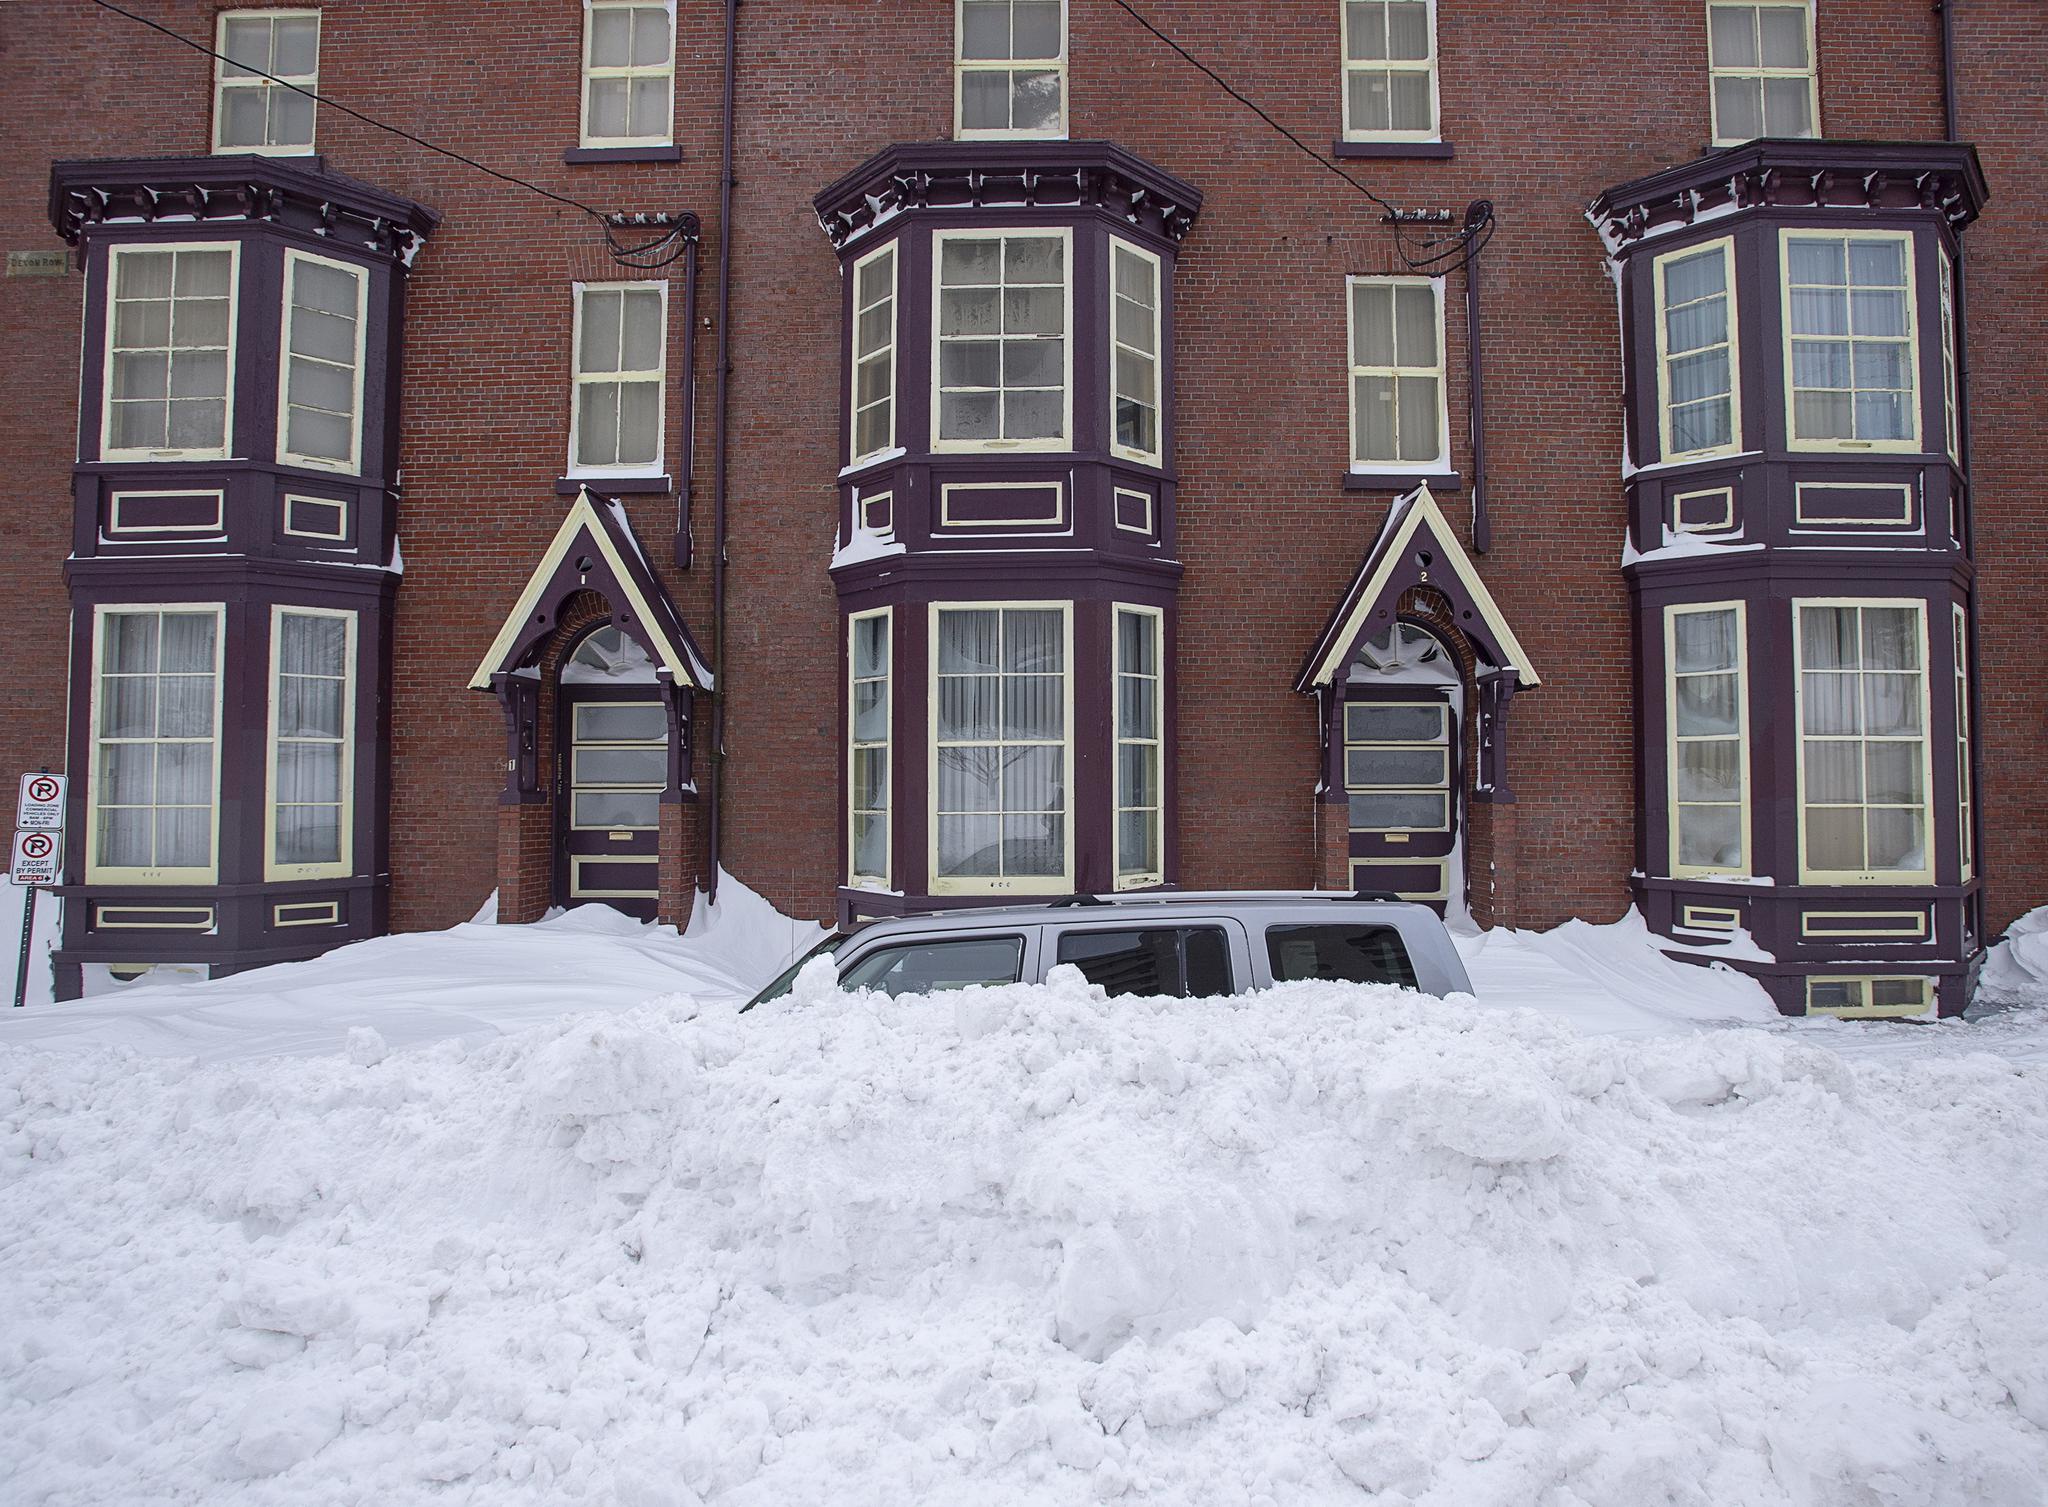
[849,610,891,887]
[1341,0,1438,140]
[1953,604,1973,880]
[269,609,353,878]
[214,10,320,154]
[571,283,665,473]
[280,251,365,472]
[1807,976,1931,1018]
[1784,232,1917,449]
[1113,606,1163,888]
[1938,246,1960,464]
[567,701,666,829]
[91,608,221,881]
[1706,2,1817,145]
[1344,702,1452,832]
[935,232,1068,449]
[1668,603,1748,875]
[850,245,898,463]
[1347,277,1446,470]
[956,0,1065,139]
[104,246,236,460]
[1110,243,1161,465]
[1797,602,1930,881]
[932,605,1069,890]
[1656,240,1739,458]
[581,2,676,147]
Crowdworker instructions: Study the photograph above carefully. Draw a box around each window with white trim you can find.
[1796,601,1931,882]
[1110,242,1162,465]
[268,608,354,880]
[1953,603,1973,881]
[1341,0,1438,141]
[104,245,237,461]
[570,282,666,474]
[849,610,891,888]
[1344,701,1452,832]
[1783,230,1918,450]
[1347,276,1446,470]
[580,1,676,147]
[1806,976,1931,1018]
[1667,603,1749,876]
[214,9,320,154]
[1706,1,1817,145]
[934,231,1069,450]
[956,0,1065,139]
[280,250,366,472]
[850,244,898,463]
[932,604,1070,891]
[1938,245,1960,465]
[1654,239,1740,459]
[90,607,223,882]
[1113,606,1163,888]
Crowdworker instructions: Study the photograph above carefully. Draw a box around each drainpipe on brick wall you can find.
[705,0,738,903]
[1937,0,1959,141]
[674,233,699,570]
[1463,200,1493,555]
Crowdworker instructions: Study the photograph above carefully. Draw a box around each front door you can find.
[555,687,667,919]
[1343,688,1460,909]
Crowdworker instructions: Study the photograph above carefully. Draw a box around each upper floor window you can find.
[1341,0,1439,141]
[850,244,898,464]
[214,10,321,155]
[1110,242,1162,465]
[89,606,223,884]
[104,244,238,462]
[1937,245,1960,465]
[933,230,1070,452]
[1707,1,1817,145]
[1346,276,1447,473]
[1782,230,1918,452]
[956,0,1066,139]
[570,282,666,475]
[1795,600,1931,884]
[581,1,676,147]
[1654,237,1740,460]
[279,250,366,473]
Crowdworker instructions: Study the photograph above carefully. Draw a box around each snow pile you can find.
[6,969,2047,1504]
[1982,905,2048,1004]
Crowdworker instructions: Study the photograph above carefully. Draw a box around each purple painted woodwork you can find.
[939,482,1065,528]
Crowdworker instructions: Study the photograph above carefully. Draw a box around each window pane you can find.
[1762,76,1811,135]
[575,789,660,829]
[1348,792,1447,829]
[1266,924,1417,987]
[1395,375,1439,461]
[1346,1,1388,61]
[616,381,660,465]
[1347,72,1392,134]
[580,291,623,374]
[1863,608,1919,670]
[1116,809,1159,878]
[273,16,320,74]
[1866,808,1923,870]
[1805,740,1861,804]
[1673,609,1738,674]
[959,71,1010,131]
[1345,703,1444,742]
[1714,77,1763,141]
[1387,71,1431,131]
[576,702,666,742]
[590,7,632,66]
[1013,1,1061,58]
[1678,804,1742,868]
[630,6,671,65]
[1678,739,1743,803]
[1352,283,1393,365]
[1385,2,1429,59]
[578,383,621,467]
[577,747,666,785]
[620,290,663,371]
[960,0,1009,59]
[1708,6,1758,66]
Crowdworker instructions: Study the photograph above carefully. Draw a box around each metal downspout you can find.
[1464,213,1489,555]
[706,0,737,902]
[674,232,699,569]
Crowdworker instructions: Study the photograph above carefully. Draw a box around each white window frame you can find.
[1953,602,1973,882]
[931,227,1073,455]
[848,608,893,890]
[1109,240,1163,467]
[1345,274,1449,475]
[212,8,321,156]
[1665,601,1751,879]
[1706,1,1819,147]
[86,603,227,885]
[1805,975,1933,1020]
[1937,244,1960,466]
[101,241,241,464]
[1343,699,1453,834]
[849,242,899,465]
[1779,227,1921,455]
[1793,597,1935,885]
[954,0,1068,141]
[928,600,1075,896]
[579,0,678,148]
[566,700,666,833]
[1339,0,1441,143]
[265,605,357,882]
[1653,236,1743,462]
[568,280,668,478]
[276,248,368,475]
[1112,604,1165,890]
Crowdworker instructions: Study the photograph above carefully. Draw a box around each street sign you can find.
[10,830,59,886]
[16,773,65,831]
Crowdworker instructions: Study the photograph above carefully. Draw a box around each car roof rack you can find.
[1026,889,1406,907]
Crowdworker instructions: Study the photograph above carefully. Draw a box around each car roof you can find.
[840,892,1443,937]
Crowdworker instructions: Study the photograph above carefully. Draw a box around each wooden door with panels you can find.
[1343,685,1461,909]
[554,685,667,919]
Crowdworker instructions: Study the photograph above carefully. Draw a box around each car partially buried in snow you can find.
[746,892,1474,1007]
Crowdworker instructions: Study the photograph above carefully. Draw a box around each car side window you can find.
[1054,926,1234,998]
[837,935,1024,997]
[1265,923,1418,988]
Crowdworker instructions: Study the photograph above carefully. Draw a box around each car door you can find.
[835,931,1035,998]
[1046,919,1248,998]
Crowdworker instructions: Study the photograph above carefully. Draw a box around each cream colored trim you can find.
[1112,604,1165,890]
[849,241,899,464]
[1345,274,1450,472]
[265,605,356,883]
[1672,486,1736,534]
[570,853,659,899]
[277,248,368,474]
[101,241,241,464]
[931,227,1074,453]
[578,0,677,148]
[1792,481,1912,526]
[1113,487,1154,535]
[94,904,215,930]
[847,607,893,889]
[273,899,341,927]
[856,488,894,537]
[282,492,349,541]
[568,280,668,478]
[1805,974,1933,1020]
[1666,600,1750,879]
[1780,227,1921,454]
[1706,0,1819,146]
[1350,855,1450,903]
[467,490,709,690]
[1680,904,1742,932]
[1306,485,1541,688]
[938,480,1064,528]
[212,9,321,155]
[954,0,1068,140]
[1800,909,1929,940]
[106,489,225,536]
[1652,236,1742,462]
[1338,0,1441,142]
[1109,240,1163,466]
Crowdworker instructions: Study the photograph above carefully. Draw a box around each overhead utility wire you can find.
[83,0,692,267]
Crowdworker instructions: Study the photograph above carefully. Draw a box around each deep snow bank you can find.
[6,970,2046,1506]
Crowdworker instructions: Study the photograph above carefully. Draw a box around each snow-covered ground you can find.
[3,885,2046,1505]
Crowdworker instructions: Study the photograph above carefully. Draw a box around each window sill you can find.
[556,475,672,496]
[1333,140,1454,160]
[1344,470,1463,492]
[563,145,683,164]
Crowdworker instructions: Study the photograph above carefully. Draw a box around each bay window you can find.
[268,608,355,880]
[1654,238,1739,459]
[1796,601,1932,882]
[934,230,1069,451]
[1706,1,1817,145]
[570,282,666,474]
[850,244,898,464]
[849,610,892,888]
[104,245,237,461]
[1667,603,1749,876]
[280,250,366,473]
[89,606,223,882]
[956,0,1066,139]
[580,1,676,147]
[1110,242,1162,465]
[214,9,320,154]
[1113,606,1163,888]
[1938,245,1960,465]
[1347,276,1446,471]
[1341,0,1439,141]
[1954,604,1973,881]
[1782,231,1918,451]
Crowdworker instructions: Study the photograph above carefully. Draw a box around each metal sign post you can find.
[12,771,65,1008]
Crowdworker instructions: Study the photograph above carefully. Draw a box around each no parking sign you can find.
[16,773,64,830]
[10,830,58,886]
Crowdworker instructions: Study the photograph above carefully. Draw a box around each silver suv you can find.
[746,892,1474,1007]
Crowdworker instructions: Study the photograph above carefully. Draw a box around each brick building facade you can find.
[1,1,2040,1016]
